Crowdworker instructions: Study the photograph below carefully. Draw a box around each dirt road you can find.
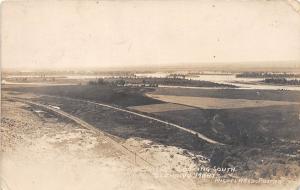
[0,98,198,190]
[1,93,298,190]
[17,94,223,145]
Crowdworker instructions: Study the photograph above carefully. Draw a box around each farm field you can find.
[2,83,300,184]
[128,103,195,113]
[152,87,300,102]
[146,94,299,109]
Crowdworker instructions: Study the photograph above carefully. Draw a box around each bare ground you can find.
[0,100,198,190]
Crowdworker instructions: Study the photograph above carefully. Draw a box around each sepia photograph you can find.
[1,0,300,189]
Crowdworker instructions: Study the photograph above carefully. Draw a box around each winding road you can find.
[7,97,154,167]
[32,95,224,145]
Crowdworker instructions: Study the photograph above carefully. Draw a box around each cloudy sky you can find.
[1,0,300,70]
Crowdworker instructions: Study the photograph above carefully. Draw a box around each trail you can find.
[2,97,197,190]
[7,97,153,167]
[34,95,224,145]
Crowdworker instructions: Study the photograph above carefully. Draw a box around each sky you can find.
[1,0,300,70]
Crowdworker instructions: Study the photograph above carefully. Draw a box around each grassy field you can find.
[150,104,300,145]
[145,87,300,146]
[5,84,300,146]
[30,95,211,152]
[147,94,299,109]
[152,87,300,102]
[4,84,300,180]
[4,85,162,107]
[128,103,195,113]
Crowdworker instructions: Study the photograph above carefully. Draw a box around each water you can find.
[4,72,300,91]
[136,72,300,91]
[188,75,300,91]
